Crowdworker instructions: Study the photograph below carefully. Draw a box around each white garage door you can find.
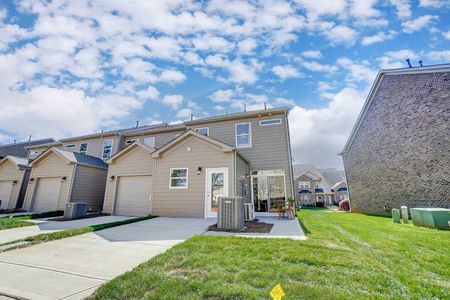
[0,181,13,209]
[33,177,61,212]
[115,176,152,217]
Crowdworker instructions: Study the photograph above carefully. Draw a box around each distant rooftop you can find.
[0,138,55,158]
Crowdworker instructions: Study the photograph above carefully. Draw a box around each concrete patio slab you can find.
[203,217,306,240]
[0,217,213,300]
[0,216,133,245]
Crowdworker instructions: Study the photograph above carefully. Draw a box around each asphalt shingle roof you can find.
[0,138,55,158]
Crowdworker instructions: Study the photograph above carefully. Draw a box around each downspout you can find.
[149,158,157,216]
[232,151,236,196]
[285,111,295,199]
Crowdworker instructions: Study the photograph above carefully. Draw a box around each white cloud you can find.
[419,0,450,8]
[238,38,258,54]
[361,30,397,46]
[289,88,365,168]
[426,50,450,62]
[137,86,160,100]
[296,0,347,18]
[213,105,225,111]
[272,65,302,80]
[176,108,193,119]
[301,50,322,59]
[209,89,234,103]
[162,94,184,109]
[388,0,411,19]
[337,58,378,83]
[300,60,338,73]
[349,0,380,18]
[354,18,389,27]
[377,49,418,69]
[402,15,439,33]
[443,31,450,40]
[205,55,262,84]
[325,25,358,46]
[159,69,187,85]
[274,97,296,107]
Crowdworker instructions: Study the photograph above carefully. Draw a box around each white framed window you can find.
[235,122,251,148]
[102,139,113,159]
[169,168,188,189]
[260,118,281,126]
[125,139,136,145]
[299,181,310,189]
[143,137,155,147]
[195,127,209,136]
[65,144,76,150]
[79,143,88,155]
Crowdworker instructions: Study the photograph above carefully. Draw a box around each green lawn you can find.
[90,209,450,300]
[0,211,63,231]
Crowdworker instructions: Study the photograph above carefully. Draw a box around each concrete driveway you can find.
[0,216,133,245]
[0,217,212,300]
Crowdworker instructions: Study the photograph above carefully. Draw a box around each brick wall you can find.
[343,71,450,215]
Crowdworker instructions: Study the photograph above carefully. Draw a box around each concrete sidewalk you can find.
[0,216,133,245]
[203,217,306,240]
[0,217,213,300]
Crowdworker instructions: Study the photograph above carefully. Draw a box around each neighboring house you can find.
[341,64,450,215]
[293,164,347,206]
[23,148,108,212]
[0,138,55,159]
[103,107,293,218]
[0,156,31,210]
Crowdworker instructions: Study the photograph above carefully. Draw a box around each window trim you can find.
[79,142,89,155]
[260,118,281,126]
[298,181,310,189]
[169,168,188,189]
[143,136,156,147]
[195,127,209,136]
[65,144,76,149]
[235,122,252,148]
[102,139,114,160]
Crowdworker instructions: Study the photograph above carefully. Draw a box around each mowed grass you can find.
[90,209,450,300]
[0,211,63,231]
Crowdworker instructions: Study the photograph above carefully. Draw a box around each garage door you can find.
[0,181,13,209]
[115,176,152,217]
[33,177,61,212]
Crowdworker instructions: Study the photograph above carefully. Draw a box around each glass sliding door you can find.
[251,170,286,213]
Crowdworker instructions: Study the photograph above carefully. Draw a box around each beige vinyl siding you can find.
[153,136,233,218]
[0,160,25,209]
[187,112,293,198]
[70,165,107,212]
[103,146,155,214]
[23,153,75,211]
[125,130,185,149]
[235,153,250,202]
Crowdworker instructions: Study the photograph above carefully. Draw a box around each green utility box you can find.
[392,209,401,223]
[410,208,450,229]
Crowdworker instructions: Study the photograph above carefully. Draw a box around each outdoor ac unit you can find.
[217,196,244,230]
[64,202,87,220]
[243,203,255,221]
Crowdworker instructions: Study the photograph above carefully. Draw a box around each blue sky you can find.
[0,0,449,168]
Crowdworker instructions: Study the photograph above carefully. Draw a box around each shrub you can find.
[316,201,325,207]
[339,199,351,211]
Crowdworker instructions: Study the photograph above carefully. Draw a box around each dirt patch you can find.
[207,219,274,233]
[47,212,110,222]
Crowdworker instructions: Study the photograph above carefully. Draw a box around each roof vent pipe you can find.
[406,58,412,68]
[135,120,139,128]
[244,104,247,112]
[418,60,423,67]
[264,102,267,110]
[28,135,32,142]
[190,114,193,121]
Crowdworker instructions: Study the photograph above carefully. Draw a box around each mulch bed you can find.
[47,212,110,222]
[207,218,274,233]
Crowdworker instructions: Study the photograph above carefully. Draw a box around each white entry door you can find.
[205,167,228,218]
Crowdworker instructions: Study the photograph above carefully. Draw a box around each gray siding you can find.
[125,130,185,149]
[70,165,108,212]
[343,72,450,215]
[235,153,250,203]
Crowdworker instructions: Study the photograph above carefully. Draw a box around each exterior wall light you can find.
[245,173,250,179]
[29,178,35,183]
[110,175,115,182]
[12,180,18,185]
[61,176,67,182]
[197,167,202,175]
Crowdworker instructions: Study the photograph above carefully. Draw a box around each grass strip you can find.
[0,210,65,231]
[0,215,156,252]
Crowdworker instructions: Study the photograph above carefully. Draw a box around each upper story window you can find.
[195,127,209,136]
[65,144,76,150]
[143,137,155,147]
[235,122,251,148]
[79,143,88,155]
[260,118,281,126]
[299,181,310,189]
[102,139,113,159]
[169,168,188,189]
